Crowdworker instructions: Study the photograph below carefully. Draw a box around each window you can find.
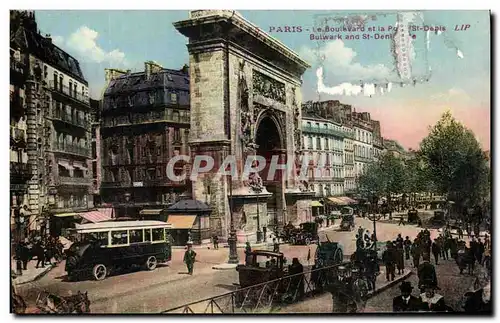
[73,83,77,98]
[129,229,144,244]
[111,230,128,245]
[59,75,63,90]
[171,93,177,104]
[53,72,58,88]
[69,81,73,95]
[144,229,151,242]
[152,228,165,242]
[316,137,321,150]
[172,110,180,122]
[173,128,181,142]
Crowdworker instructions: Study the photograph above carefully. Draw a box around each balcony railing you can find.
[10,162,31,179]
[57,176,92,186]
[52,142,90,157]
[52,110,88,129]
[102,111,190,128]
[302,125,354,138]
[48,80,90,106]
[101,178,187,188]
[10,127,26,142]
[354,155,373,163]
[10,60,25,74]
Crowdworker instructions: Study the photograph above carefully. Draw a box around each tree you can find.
[358,152,406,215]
[419,110,489,217]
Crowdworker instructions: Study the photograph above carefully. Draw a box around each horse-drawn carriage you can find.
[35,290,91,313]
[235,250,291,307]
[340,207,355,231]
[288,222,318,245]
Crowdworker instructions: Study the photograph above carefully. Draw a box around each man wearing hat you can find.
[328,265,353,313]
[183,241,197,275]
[393,282,420,312]
[417,253,438,292]
[382,241,396,281]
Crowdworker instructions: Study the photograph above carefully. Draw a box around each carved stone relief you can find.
[238,60,256,153]
[252,70,286,103]
[291,86,302,152]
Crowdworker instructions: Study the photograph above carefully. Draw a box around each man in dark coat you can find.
[393,282,421,312]
[244,242,252,265]
[395,242,405,275]
[475,239,484,264]
[328,266,354,313]
[212,235,219,250]
[382,241,396,281]
[411,241,421,268]
[418,254,438,292]
[34,241,45,268]
[404,236,412,260]
[289,258,304,300]
[183,242,197,275]
[431,239,441,265]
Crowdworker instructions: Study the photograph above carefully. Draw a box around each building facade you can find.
[90,99,102,205]
[100,62,191,220]
[352,112,374,182]
[371,120,384,161]
[10,10,94,237]
[302,101,347,200]
[383,138,408,159]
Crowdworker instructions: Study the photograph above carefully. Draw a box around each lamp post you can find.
[256,193,262,243]
[368,192,381,254]
[124,192,131,218]
[225,12,238,265]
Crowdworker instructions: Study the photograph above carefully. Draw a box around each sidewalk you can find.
[272,266,412,313]
[11,259,55,285]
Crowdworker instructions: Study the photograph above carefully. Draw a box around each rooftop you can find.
[104,68,189,95]
[10,11,87,84]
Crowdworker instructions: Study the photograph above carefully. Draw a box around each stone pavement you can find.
[273,266,412,313]
[11,259,55,285]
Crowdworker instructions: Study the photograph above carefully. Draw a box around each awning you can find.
[311,201,323,207]
[73,162,88,170]
[57,160,73,170]
[166,215,197,229]
[53,213,77,218]
[327,197,347,205]
[139,209,164,216]
[338,196,356,204]
[79,211,112,223]
[98,208,114,219]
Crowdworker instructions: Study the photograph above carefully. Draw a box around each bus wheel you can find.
[145,256,157,271]
[92,264,107,281]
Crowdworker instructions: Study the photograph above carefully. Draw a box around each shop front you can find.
[166,199,212,246]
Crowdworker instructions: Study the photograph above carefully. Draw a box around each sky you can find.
[34,10,490,151]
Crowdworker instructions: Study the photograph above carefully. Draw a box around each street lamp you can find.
[256,193,262,243]
[367,192,381,254]
[123,192,131,218]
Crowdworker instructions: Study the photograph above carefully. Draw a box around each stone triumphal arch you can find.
[174,10,314,241]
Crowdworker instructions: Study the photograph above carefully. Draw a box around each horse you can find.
[38,291,91,314]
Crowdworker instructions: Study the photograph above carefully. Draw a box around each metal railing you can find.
[303,126,354,139]
[48,81,90,105]
[58,176,92,186]
[52,110,88,129]
[162,261,355,314]
[52,142,90,157]
[10,127,26,142]
[10,60,25,74]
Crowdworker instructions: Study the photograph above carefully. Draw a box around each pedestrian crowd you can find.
[14,234,64,270]
[388,225,491,313]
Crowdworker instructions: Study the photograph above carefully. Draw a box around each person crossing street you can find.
[183,242,197,275]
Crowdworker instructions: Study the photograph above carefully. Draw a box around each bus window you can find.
[129,229,144,244]
[152,228,165,242]
[144,229,151,242]
[96,231,109,246]
[111,230,128,245]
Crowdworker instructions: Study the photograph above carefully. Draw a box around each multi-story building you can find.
[100,62,191,220]
[383,138,408,159]
[371,120,384,161]
[302,100,358,200]
[352,111,374,180]
[90,99,102,205]
[10,10,94,237]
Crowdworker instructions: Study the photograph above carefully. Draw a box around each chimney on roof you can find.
[104,68,128,82]
[181,64,189,74]
[145,61,163,80]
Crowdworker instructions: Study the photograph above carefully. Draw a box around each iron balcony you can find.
[48,80,90,107]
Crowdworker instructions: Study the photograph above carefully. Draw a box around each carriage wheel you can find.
[305,238,311,246]
[334,248,343,264]
[92,264,107,281]
[145,256,157,271]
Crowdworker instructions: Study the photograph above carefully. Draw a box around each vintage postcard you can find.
[10,9,491,314]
